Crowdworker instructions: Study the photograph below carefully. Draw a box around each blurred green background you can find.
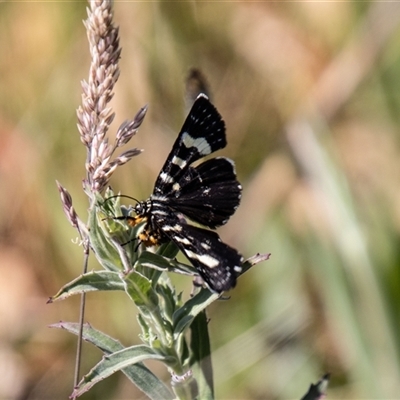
[1,2,400,399]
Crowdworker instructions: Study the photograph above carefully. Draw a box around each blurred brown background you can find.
[1,2,400,399]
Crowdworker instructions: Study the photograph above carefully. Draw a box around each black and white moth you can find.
[127,93,243,293]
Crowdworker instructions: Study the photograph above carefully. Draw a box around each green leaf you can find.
[190,311,214,400]
[49,270,125,302]
[157,240,180,258]
[135,251,170,289]
[88,199,125,271]
[137,313,155,345]
[50,323,174,400]
[123,268,159,309]
[139,250,181,271]
[173,288,219,337]
[71,345,174,397]
[138,250,197,276]
[49,321,124,353]
[156,283,179,324]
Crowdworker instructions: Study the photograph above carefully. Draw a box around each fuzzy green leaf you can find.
[173,288,219,337]
[71,345,174,397]
[123,268,159,309]
[49,270,124,302]
[157,240,180,258]
[50,321,123,352]
[88,199,125,271]
[190,311,214,400]
[138,250,197,279]
[50,322,174,400]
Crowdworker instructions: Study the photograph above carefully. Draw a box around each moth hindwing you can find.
[131,93,243,293]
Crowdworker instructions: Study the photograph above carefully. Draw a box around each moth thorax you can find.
[134,200,152,216]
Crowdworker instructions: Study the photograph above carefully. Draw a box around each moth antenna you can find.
[103,194,140,205]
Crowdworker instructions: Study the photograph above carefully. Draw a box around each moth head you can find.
[134,199,152,216]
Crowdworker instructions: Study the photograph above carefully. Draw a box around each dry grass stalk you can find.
[76,0,144,194]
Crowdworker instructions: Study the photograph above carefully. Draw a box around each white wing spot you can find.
[173,236,191,245]
[182,132,211,156]
[151,209,168,216]
[171,155,187,169]
[185,250,219,268]
[234,265,242,273]
[159,172,174,183]
[162,224,183,232]
[201,242,211,250]
[151,195,168,201]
